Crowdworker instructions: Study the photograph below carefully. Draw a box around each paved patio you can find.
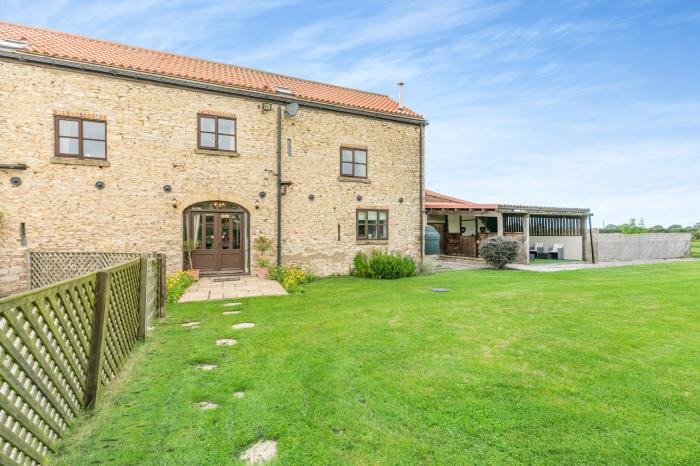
[509,257,698,272]
[178,276,287,302]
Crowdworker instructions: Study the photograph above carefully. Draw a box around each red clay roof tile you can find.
[425,189,497,210]
[0,22,423,120]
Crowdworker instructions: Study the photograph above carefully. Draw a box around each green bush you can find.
[352,251,416,279]
[166,271,194,304]
[269,265,315,294]
[479,236,519,269]
[353,252,371,278]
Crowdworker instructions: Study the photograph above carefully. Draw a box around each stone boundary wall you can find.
[593,231,691,262]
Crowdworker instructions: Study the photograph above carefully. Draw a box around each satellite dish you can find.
[284,102,299,117]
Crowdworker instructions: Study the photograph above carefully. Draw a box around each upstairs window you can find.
[55,117,107,159]
[340,147,367,178]
[357,209,388,240]
[198,114,236,151]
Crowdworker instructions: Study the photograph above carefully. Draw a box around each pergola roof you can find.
[425,190,590,216]
[498,204,590,216]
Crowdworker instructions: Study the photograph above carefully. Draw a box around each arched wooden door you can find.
[184,201,249,274]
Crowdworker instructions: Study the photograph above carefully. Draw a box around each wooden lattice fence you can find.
[0,256,165,465]
[28,252,139,290]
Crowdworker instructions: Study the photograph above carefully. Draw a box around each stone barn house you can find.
[0,22,426,297]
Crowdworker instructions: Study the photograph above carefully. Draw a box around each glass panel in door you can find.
[221,215,230,249]
[205,214,215,249]
[232,215,241,249]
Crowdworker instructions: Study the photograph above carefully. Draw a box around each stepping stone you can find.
[196,401,218,410]
[430,288,449,293]
[232,323,256,329]
[223,302,243,307]
[233,391,245,399]
[216,339,238,346]
[239,440,277,464]
[181,321,200,328]
[223,310,241,315]
[196,363,218,371]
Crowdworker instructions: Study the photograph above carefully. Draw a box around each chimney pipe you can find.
[397,82,405,111]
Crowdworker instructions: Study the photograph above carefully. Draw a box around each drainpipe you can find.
[419,123,425,262]
[276,106,283,266]
[588,214,595,264]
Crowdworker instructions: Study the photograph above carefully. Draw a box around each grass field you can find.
[53,263,700,465]
[692,240,700,258]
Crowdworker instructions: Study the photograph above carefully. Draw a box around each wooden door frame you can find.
[216,211,245,272]
[183,202,250,274]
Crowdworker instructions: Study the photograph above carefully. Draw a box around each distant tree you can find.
[694,221,700,229]
[628,218,636,227]
[605,224,619,230]
[639,218,646,228]
[668,224,683,231]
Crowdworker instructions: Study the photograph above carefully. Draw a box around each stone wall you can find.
[0,247,28,297]
[0,59,422,297]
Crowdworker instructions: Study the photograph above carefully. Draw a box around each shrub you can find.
[269,265,315,294]
[353,252,371,278]
[352,251,417,279]
[479,236,519,269]
[166,271,194,304]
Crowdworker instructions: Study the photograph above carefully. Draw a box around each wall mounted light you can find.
[399,197,404,204]
[356,195,362,202]
[171,198,178,208]
[259,191,266,199]
[308,194,315,201]
[255,199,260,209]
[95,181,105,190]
[10,176,21,186]
[163,184,173,193]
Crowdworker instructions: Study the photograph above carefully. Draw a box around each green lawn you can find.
[692,240,700,258]
[53,263,700,465]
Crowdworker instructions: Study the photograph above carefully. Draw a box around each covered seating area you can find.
[425,190,592,264]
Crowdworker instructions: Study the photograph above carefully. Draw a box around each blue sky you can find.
[3,0,699,226]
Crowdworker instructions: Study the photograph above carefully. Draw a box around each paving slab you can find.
[179,276,286,302]
[509,257,698,272]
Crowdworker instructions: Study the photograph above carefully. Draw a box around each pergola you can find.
[425,190,593,263]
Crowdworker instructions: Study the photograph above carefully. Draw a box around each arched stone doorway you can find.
[183,201,249,274]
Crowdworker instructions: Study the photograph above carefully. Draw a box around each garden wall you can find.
[593,232,691,262]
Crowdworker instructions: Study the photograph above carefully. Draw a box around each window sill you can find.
[356,240,388,245]
[50,157,110,167]
[339,176,370,184]
[195,148,240,158]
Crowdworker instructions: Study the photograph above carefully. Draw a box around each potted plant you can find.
[182,239,200,281]
[253,235,273,279]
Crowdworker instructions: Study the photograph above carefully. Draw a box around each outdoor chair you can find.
[531,242,544,259]
[547,243,564,260]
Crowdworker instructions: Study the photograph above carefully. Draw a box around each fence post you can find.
[85,270,111,408]
[137,253,148,340]
[158,254,167,318]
